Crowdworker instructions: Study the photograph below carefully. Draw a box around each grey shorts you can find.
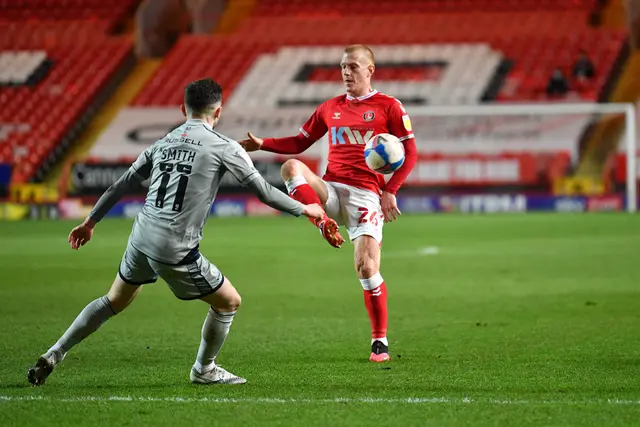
[118,242,224,300]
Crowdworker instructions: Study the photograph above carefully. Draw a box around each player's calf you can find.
[354,236,389,362]
[27,294,120,386]
[191,278,245,383]
[280,159,327,198]
[281,160,326,216]
[282,162,344,248]
[360,272,389,359]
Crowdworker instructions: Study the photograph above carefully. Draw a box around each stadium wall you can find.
[0,192,629,221]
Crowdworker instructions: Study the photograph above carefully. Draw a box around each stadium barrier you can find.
[0,191,631,221]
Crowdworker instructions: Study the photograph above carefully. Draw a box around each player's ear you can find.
[214,106,222,119]
[368,64,375,77]
[180,104,187,117]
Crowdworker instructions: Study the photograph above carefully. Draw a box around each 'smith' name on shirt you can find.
[161,136,203,159]
[161,148,197,163]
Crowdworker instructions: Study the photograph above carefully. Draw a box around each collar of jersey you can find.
[186,118,214,130]
[346,89,378,102]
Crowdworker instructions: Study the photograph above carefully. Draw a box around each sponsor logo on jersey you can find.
[330,126,374,145]
[402,114,412,132]
[363,111,375,121]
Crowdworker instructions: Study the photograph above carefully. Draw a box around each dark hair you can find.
[184,78,222,115]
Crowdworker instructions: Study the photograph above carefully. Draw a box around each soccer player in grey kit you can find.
[27,78,324,386]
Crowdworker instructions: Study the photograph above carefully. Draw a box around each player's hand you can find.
[381,191,401,222]
[238,132,263,152]
[301,203,325,220]
[68,218,96,250]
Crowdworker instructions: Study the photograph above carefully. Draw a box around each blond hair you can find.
[344,44,375,65]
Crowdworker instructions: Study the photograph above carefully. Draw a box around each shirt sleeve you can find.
[222,141,304,216]
[89,146,154,222]
[261,103,327,154]
[384,99,418,195]
[299,102,328,141]
[130,145,154,180]
[387,98,415,143]
[221,142,260,185]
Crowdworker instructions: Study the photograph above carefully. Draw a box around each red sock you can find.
[289,183,324,225]
[363,282,388,339]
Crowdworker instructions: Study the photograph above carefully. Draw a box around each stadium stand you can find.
[0,0,138,32]
[0,1,137,184]
[252,0,601,14]
[132,11,626,105]
[124,0,626,192]
[0,0,630,194]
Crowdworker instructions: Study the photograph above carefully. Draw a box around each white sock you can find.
[359,272,384,291]
[194,308,236,373]
[372,337,389,346]
[284,175,307,194]
[193,359,213,373]
[42,346,66,366]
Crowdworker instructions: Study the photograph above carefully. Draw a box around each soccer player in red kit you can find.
[239,44,417,362]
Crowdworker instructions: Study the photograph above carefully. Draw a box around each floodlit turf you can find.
[1,213,640,426]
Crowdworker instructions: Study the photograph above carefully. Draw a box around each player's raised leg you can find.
[281,159,344,248]
[354,235,390,362]
[27,277,142,386]
[190,277,246,385]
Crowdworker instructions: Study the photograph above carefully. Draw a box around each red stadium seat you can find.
[0,0,137,33]
[0,18,133,180]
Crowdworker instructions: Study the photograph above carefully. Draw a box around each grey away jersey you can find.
[89,119,303,264]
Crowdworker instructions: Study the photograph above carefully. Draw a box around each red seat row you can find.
[0,33,132,181]
[132,26,624,106]
[0,0,137,32]
[253,0,599,15]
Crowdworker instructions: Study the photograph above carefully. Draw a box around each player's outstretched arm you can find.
[244,175,323,220]
[68,218,96,250]
[239,132,315,155]
[239,104,327,155]
[69,150,153,250]
[67,170,139,250]
[238,132,263,152]
[222,142,324,220]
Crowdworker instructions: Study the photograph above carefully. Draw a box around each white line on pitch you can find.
[384,246,440,258]
[1,396,639,405]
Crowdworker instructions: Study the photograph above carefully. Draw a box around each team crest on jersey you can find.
[363,111,375,121]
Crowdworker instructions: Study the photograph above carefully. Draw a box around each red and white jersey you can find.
[299,90,415,195]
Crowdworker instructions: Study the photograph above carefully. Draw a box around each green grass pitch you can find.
[1,213,640,426]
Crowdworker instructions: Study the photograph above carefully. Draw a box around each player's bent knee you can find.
[280,159,305,180]
[200,277,242,312]
[224,292,242,312]
[356,258,378,279]
[213,293,240,313]
[354,236,381,279]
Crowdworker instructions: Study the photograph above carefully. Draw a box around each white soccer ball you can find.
[364,133,405,174]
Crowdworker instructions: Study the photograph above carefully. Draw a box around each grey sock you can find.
[195,308,236,371]
[47,295,117,358]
